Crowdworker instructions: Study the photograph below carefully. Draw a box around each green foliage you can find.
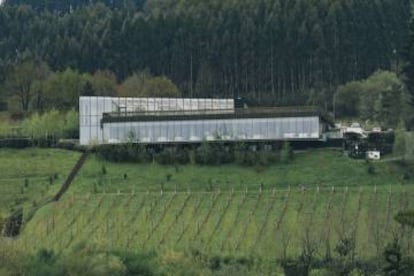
[101,164,107,175]
[96,142,286,167]
[118,71,181,98]
[195,142,216,165]
[20,249,129,276]
[281,258,310,276]
[63,109,79,138]
[20,109,79,141]
[280,142,293,163]
[96,144,153,163]
[23,249,63,275]
[335,71,408,128]
[113,251,157,276]
[43,68,86,109]
[393,126,407,157]
[335,81,361,117]
[86,70,118,97]
[0,1,409,106]
[394,211,414,228]
[382,239,414,276]
[4,59,50,111]
[366,160,376,175]
[3,0,145,10]
[154,148,173,165]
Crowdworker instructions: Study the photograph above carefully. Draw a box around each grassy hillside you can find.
[1,148,413,274]
[0,148,80,217]
[11,186,414,272]
[0,147,411,218]
[70,149,411,195]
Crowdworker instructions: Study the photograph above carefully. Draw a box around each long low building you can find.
[79,96,331,145]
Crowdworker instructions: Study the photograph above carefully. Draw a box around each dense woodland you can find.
[0,0,410,106]
[3,0,147,10]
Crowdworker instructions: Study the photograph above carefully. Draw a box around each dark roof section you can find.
[101,106,334,126]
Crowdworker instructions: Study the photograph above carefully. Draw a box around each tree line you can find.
[2,0,146,11]
[0,0,410,109]
[2,61,180,112]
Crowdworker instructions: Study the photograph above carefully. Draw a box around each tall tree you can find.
[4,60,50,111]
[0,0,410,107]
[43,68,86,109]
[118,71,180,97]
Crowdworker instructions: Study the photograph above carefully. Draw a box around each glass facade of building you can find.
[79,96,322,145]
[103,117,320,144]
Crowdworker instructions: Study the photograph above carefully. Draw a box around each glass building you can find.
[79,96,326,145]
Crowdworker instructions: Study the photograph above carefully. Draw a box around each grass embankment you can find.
[0,148,80,218]
[69,148,411,194]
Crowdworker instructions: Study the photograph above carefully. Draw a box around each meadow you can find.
[1,147,413,274]
[0,148,80,217]
[71,148,411,194]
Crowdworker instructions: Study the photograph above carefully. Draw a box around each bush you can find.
[20,109,79,144]
[97,142,282,166]
[173,147,190,164]
[367,162,376,175]
[194,143,235,165]
[0,137,32,148]
[101,165,107,175]
[215,144,234,164]
[259,150,278,165]
[280,142,293,163]
[96,144,155,163]
[155,148,173,165]
[195,142,216,165]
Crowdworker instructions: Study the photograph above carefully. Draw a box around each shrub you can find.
[55,140,76,151]
[0,137,32,148]
[97,144,154,163]
[101,165,107,175]
[367,162,376,175]
[169,147,190,164]
[97,142,282,166]
[214,143,234,164]
[258,150,278,165]
[155,148,173,165]
[280,142,293,163]
[195,142,216,165]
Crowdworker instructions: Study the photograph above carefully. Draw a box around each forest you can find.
[0,0,411,109]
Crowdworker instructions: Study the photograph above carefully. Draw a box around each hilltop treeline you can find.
[2,0,146,10]
[0,0,410,106]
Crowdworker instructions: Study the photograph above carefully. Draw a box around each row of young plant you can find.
[18,189,414,276]
[96,142,293,166]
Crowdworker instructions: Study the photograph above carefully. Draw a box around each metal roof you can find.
[101,106,333,125]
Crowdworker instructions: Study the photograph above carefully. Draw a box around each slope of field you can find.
[69,149,412,195]
[1,148,414,273]
[0,148,80,217]
[15,186,414,262]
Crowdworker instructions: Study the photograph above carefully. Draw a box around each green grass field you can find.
[1,147,414,274]
[15,186,414,261]
[0,148,80,217]
[70,148,411,195]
